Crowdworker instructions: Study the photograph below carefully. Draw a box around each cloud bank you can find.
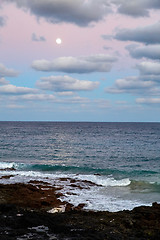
[5,0,111,27]
[137,62,160,75]
[115,0,160,17]
[126,44,160,60]
[32,54,117,74]
[115,22,160,45]
[106,76,155,94]
[0,64,36,95]
[105,61,160,97]
[0,84,37,95]
[36,75,99,92]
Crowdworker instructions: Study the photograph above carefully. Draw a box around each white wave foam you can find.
[0,161,16,169]
[0,166,131,187]
[60,186,145,212]
[75,175,131,187]
[0,167,154,212]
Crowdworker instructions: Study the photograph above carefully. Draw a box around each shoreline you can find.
[0,182,160,239]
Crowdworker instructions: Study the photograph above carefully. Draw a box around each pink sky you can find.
[0,0,160,121]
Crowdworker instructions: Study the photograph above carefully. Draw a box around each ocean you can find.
[0,121,160,212]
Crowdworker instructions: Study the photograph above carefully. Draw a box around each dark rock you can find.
[0,183,160,239]
[0,175,14,179]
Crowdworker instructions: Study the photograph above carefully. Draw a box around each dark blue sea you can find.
[0,121,160,211]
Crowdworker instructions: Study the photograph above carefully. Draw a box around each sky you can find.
[0,0,160,122]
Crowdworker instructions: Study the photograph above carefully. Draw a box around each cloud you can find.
[0,77,9,85]
[5,0,111,27]
[101,34,113,40]
[7,0,160,24]
[105,58,160,96]
[139,75,160,82]
[13,93,56,101]
[58,96,90,105]
[0,63,19,78]
[114,77,154,89]
[116,0,149,17]
[16,94,90,105]
[93,99,110,108]
[137,62,160,75]
[32,33,46,42]
[115,22,160,45]
[32,54,117,74]
[0,84,37,95]
[36,75,99,92]
[0,16,6,27]
[106,76,155,94]
[126,44,160,60]
[114,0,160,17]
[57,91,74,96]
[56,96,110,108]
[6,104,25,109]
[136,98,160,104]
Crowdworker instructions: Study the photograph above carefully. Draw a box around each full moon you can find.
[56,38,62,44]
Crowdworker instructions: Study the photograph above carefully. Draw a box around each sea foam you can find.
[0,161,16,169]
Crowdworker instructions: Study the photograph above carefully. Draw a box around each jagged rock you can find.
[0,183,160,239]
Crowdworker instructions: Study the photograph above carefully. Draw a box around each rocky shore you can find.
[0,181,160,239]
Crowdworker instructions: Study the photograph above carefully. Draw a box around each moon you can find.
[56,38,62,44]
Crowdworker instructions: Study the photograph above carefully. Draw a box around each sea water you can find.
[0,121,160,212]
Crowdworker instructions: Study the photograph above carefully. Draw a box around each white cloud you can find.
[136,98,160,104]
[115,77,154,89]
[105,74,160,96]
[137,62,160,75]
[5,0,111,27]
[57,91,74,96]
[106,76,155,94]
[32,54,117,74]
[0,84,37,95]
[58,96,90,104]
[0,63,19,78]
[115,22,160,45]
[126,44,160,60]
[5,0,160,25]
[36,75,99,92]
[116,0,150,17]
[114,0,160,17]
[18,94,56,101]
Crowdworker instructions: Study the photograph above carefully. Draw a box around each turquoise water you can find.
[0,121,160,211]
